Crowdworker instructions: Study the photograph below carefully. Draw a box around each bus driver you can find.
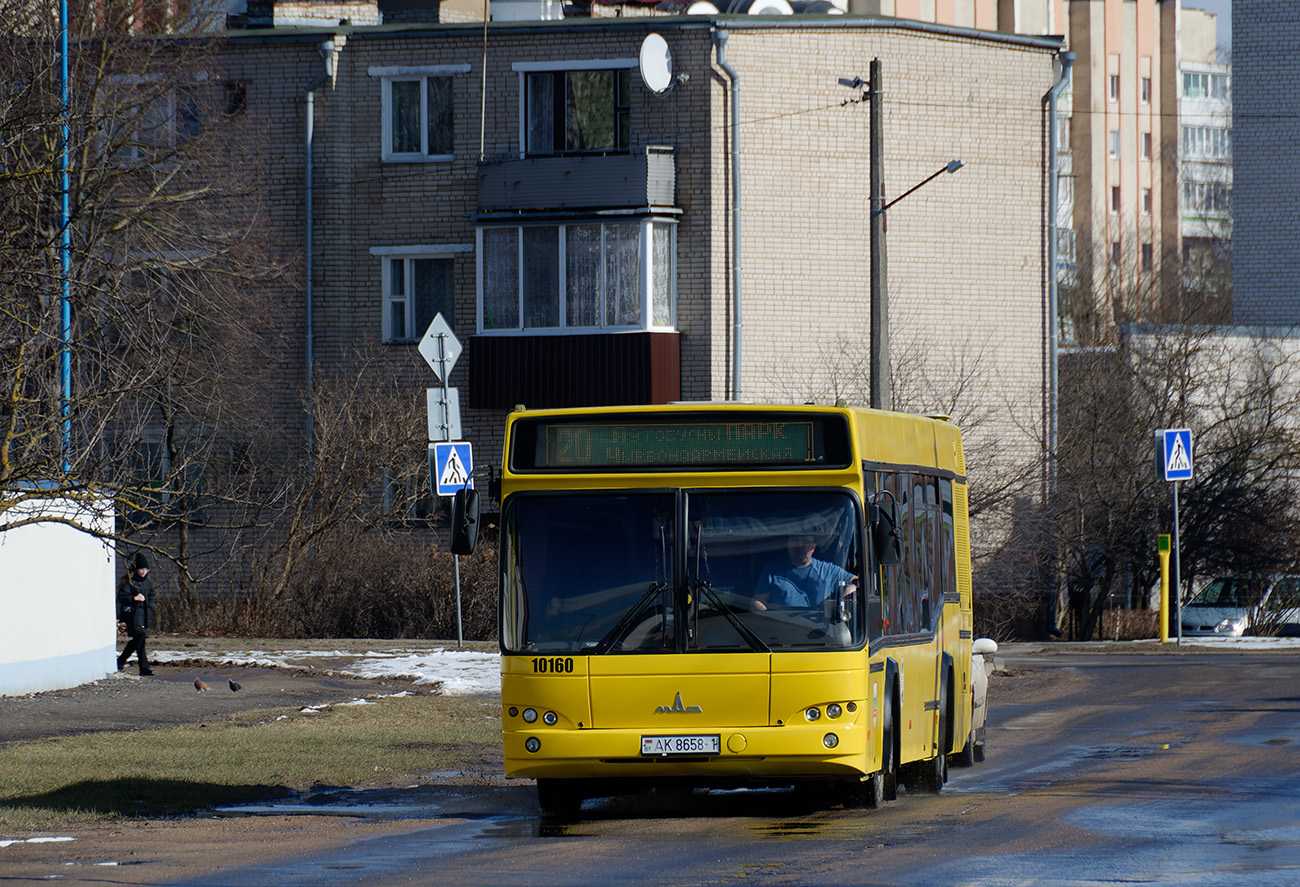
[752,534,856,612]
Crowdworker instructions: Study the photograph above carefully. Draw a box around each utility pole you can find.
[869,58,888,412]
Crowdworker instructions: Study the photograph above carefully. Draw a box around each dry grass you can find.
[0,694,500,830]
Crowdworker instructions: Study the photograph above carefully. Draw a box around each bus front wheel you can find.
[536,778,584,817]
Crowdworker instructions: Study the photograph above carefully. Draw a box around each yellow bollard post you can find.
[1157,534,1171,643]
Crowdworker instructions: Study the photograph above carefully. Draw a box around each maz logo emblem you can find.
[655,692,703,714]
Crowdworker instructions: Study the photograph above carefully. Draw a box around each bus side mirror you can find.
[869,500,903,566]
[450,488,480,555]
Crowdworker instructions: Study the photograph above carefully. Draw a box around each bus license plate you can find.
[641,734,720,756]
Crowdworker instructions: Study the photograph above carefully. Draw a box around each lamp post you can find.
[841,61,964,411]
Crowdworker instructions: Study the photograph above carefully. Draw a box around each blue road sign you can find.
[431,441,473,496]
[1160,428,1193,482]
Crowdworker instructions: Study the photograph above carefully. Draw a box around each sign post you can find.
[1157,429,1193,645]
[420,315,469,645]
[430,441,473,646]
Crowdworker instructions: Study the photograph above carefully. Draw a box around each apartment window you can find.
[478,219,675,333]
[1109,74,1120,102]
[373,65,468,160]
[383,256,455,342]
[1183,180,1232,214]
[1111,186,1121,213]
[1184,71,1229,100]
[101,76,200,163]
[1111,241,1121,266]
[1141,243,1153,272]
[525,67,632,156]
[1143,188,1152,215]
[1182,125,1230,160]
[383,76,453,159]
[224,82,247,116]
[1141,76,1151,103]
[1109,130,1121,158]
[1142,132,1152,159]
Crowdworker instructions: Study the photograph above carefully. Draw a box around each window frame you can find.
[372,64,470,162]
[513,58,637,159]
[371,243,472,343]
[475,218,677,335]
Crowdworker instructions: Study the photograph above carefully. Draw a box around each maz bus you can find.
[459,403,977,815]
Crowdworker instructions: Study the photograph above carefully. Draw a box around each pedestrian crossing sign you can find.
[1158,429,1193,482]
[431,441,473,496]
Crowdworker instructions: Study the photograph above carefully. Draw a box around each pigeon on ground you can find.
[228,680,242,692]
[194,679,209,692]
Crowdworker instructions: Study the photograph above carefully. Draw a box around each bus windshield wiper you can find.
[593,580,669,654]
[693,579,770,653]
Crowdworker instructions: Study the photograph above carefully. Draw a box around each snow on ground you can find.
[1177,635,1300,650]
[149,646,500,696]
[147,636,1300,698]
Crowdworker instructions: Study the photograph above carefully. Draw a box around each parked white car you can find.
[1253,576,1300,638]
[1182,576,1270,637]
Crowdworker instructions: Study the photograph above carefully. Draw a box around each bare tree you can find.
[1054,325,1300,640]
[1,1,289,580]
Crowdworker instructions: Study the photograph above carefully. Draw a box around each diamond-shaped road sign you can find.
[431,441,473,496]
[418,313,461,383]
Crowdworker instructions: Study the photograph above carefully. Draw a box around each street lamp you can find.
[840,61,964,411]
[876,159,964,215]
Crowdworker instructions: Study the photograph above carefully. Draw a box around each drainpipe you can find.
[1046,50,1073,484]
[713,29,742,402]
[1045,49,1074,642]
[304,40,335,450]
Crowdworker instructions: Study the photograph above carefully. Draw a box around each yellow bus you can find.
[486,402,975,815]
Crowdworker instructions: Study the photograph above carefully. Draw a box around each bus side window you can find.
[883,472,906,636]
[939,478,956,611]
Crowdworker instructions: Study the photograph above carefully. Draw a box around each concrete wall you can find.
[0,499,117,696]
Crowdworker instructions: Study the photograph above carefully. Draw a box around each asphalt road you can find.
[7,646,1300,886]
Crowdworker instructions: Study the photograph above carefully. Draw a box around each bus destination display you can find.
[511,413,852,471]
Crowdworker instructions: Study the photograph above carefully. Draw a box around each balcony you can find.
[469,332,680,410]
[477,146,675,213]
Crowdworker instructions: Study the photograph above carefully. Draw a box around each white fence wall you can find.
[0,498,117,696]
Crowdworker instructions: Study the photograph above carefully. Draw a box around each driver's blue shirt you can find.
[754,559,854,608]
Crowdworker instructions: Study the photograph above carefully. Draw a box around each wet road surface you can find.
[160,647,1300,886]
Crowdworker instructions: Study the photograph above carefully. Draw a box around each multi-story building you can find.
[857,1,1183,342]
[1231,1,1300,325]
[1179,6,1231,294]
[188,9,1061,524]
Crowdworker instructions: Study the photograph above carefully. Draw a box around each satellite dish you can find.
[686,0,719,10]
[639,33,673,94]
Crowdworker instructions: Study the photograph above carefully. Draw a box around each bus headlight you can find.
[522,707,538,723]
[826,703,843,719]
[542,711,558,726]
[823,733,839,749]
[525,737,541,753]
[805,707,821,722]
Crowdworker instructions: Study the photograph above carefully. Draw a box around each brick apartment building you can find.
[205,12,1061,523]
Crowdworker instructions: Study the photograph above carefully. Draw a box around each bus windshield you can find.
[501,490,865,655]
